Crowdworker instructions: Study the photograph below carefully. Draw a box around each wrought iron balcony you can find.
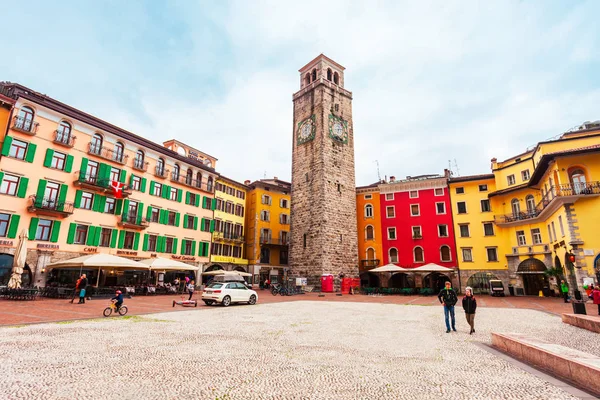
[118,213,149,230]
[73,171,131,197]
[12,116,38,135]
[169,172,215,192]
[27,195,74,217]
[260,236,289,246]
[213,232,245,243]
[360,259,380,269]
[154,166,169,178]
[87,143,128,165]
[132,158,148,172]
[53,130,76,147]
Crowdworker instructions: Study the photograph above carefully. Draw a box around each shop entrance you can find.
[517,258,549,295]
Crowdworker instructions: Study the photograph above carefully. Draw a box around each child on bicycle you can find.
[111,290,124,311]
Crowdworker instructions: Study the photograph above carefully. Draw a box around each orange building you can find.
[0,82,218,287]
[356,183,383,285]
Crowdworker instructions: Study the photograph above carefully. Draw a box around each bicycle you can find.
[271,284,283,296]
[103,300,128,317]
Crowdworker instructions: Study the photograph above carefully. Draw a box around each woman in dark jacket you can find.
[462,286,477,334]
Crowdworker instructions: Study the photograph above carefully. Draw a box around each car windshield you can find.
[490,281,503,288]
[207,283,223,289]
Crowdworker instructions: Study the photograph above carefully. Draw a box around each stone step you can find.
[562,313,600,334]
[491,332,600,397]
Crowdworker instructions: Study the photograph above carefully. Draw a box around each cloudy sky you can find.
[2,0,599,186]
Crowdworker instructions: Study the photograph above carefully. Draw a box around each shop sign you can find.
[37,244,59,250]
[171,255,196,262]
[83,247,98,253]
[150,253,158,258]
[116,250,138,257]
[0,240,14,247]
[583,249,594,256]
[211,255,248,265]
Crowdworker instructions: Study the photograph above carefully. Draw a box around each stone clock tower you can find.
[289,54,358,288]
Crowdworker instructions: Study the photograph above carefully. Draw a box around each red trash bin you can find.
[321,274,334,292]
[341,278,352,294]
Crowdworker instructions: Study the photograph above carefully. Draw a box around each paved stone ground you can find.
[0,301,594,399]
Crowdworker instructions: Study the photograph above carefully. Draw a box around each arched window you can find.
[389,248,398,263]
[327,68,332,81]
[196,172,202,188]
[364,204,373,218]
[365,225,374,240]
[17,106,34,131]
[56,121,72,142]
[114,142,124,162]
[186,169,193,185]
[366,248,376,260]
[156,158,165,175]
[333,72,339,85]
[525,195,536,215]
[135,150,145,169]
[440,245,451,262]
[569,168,587,194]
[511,198,520,217]
[305,73,311,86]
[414,247,424,263]
[91,133,103,155]
[207,177,214,192]
[311,68,317,81]
[173,164,180,180]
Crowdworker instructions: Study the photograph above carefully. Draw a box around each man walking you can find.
[78,274,88,304]
[560,280,569,303]
[438,281,458,333]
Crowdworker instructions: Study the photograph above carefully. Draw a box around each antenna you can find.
[263,170,267,179]
[375,160,381,182]
[453,159,460,176]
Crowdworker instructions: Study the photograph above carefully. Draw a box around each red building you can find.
[379,173,457,288]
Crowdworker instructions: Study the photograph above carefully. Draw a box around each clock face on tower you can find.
[328,114,348,144]
[297,115,316,145]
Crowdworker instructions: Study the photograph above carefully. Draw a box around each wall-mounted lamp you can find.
[41,268,46,274]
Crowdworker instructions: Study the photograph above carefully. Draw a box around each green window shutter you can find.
[99,196,107,213]
[209,219,215,233]
[122,199,130,217]
[150,181,156,195]
[133,232,140,251]
[146,206,152,220]
[137,203,144,222]
[117,230,125,249]
[110,229,119,248]
[177,189,182,203]
[175,212,180,227]
[0,172,4,185]
[142,234,149,251]
[74,190,83,208]
[140,178,147,193]
[172,238,178,254]
[1,136,13,156]
[27,218,38,240]
[157,236,164,253]
[211,198,217,210]
[119,169,126,183]
[195,195,200,207]
[80,157,88,173]
[86,226,96,246]
[65,155,74,173]
[36,179,47,201]
[186,191,191,205]
[128,174,134,186]
[162,184,170,199]
[158,209,165,224]
[202,241,209,257]
[66,223,77,244]
[92,195,101,212]
[25,143,37,163]
[191,241,196,256]
[50,221,61,243]
[115,199,123,215]
[193,216,198,230]
[97,163,107,182]
[183,216,188,229]
[180,239,186,255]
[43,149,54,168]
[17,177,29,198]
[201,218,206,231]
[7,215,20,239]
[57,184,68,211]
[202,196,208,209]
[197,242,203,257]
[93,226,102,246]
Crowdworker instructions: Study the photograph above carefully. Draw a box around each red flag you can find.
[110,180,124,199]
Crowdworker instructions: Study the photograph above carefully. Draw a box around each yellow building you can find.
[204,176,249,278]
[450,122,600,295]
[244,178,291,285]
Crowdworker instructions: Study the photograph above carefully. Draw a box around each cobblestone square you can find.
[1,301,596,399]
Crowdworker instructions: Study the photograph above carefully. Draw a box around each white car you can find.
[202,282,258,307]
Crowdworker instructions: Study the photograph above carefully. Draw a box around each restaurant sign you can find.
[37,244,59,250]
[171,255,196,262]
[0,240,14,247]
[116,250,138,257]
[211,255,248,265]
[83,247,98,253]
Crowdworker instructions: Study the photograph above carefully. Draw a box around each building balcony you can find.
[12,116,39,135]
[73,171,132,197]
[27,196,74,218]
[132,158,149,172]
[154,166,169,179]
[213,232,245,243]
[87,143,128,165]
[170,173,214,193]
[118,213,149,230]
[359,259,380,272]
[52,130,76,147]
[505,243,551,257]
[494,181,600,227]
[259,236,289,246]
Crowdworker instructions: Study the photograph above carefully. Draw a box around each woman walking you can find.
[592,285,600,315]
[462,286,477,335]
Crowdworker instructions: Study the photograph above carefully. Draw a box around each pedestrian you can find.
[560,280,569,303]
[173,277,180,293]
[71,276,83,303]
[437,281,458,333]
[592,285,600,316]
[187,280,195,301]
[462,286,477,335]
[78,274,88,304]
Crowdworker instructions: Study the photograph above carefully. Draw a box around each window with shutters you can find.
[165,237,174,253]
[0,175,19,196]
[169,187,177,201]
[131,176,141,191]
[81,192,94,210]
[389,248,398,263]
[189,193,197,205]
[123,231,135,250]
[386,206,395,218]
[440,246,451,262]
[86,161,99,179]
[280,214,289,224]
[531,228,542,245]
[147,235,157,252]
[261,195,271,205]
[0,214,9,237]
[105,198,116,214]
[233,246,242,258]
[109,167,120,182]
[516,230,526,246]
[185,215,194,229]
[9,139,28,160]
[100,228,112,247]
[183,240,193,255]
[127,201,138,220]
[410,204,420,216]
[260,210,270,221]
[36,219,53,241]
[150,207,159,223]
[202,219,211,232]
[280,199,289,208]
[152,183,162,197]
[74,224,88,244]
[167,211,176,226]
[51,151,67,170]
[44,182,60,205]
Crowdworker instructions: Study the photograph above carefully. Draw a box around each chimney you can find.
[244,180,251,185]
[274,176,278,180]
[390,176,396,182]
[444,169,451,178]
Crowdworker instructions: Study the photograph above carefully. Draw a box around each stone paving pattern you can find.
[1,301,594,399]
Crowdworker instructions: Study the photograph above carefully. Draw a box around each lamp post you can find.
[567,250,586,315]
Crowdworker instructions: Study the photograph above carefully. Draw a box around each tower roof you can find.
[298,54,345,73]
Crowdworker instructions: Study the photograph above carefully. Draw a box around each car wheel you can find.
[222,296,231,307]
[248,294,257,305]
[203,300,214,306]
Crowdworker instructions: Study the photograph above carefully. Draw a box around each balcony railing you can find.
[412,234,422,240]
[12,116,39,135]
[53,130,76,147]
[213,232,245,242]
[88,143,128,164]
[154,166,169,178]
[119,213,149,229]
[27,195,74,217]
[495,181,600,224]
[360,259,380,269]
[74,171,131,197]
[132,158,148,172]
[260,236,289,246]
[169,173,215,192]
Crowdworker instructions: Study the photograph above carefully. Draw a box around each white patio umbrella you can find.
[139,257,198,271]
[410,263,455,273]
[7,229,28,289]
[201,269,227,276]
[368,264,410,273]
